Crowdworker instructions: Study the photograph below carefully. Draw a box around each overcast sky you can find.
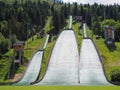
[63,0,120,5]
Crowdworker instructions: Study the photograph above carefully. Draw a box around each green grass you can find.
[0,86,120,90]
[24,36,43,60]
[72,22,83,50]
[94,37,120,80]
[87,27,93,38]
[65,19,69,29]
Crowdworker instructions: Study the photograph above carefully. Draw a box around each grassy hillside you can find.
[94,38,120,80]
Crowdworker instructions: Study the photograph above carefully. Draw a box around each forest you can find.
[0,0,66,56]
[0,0,120,57]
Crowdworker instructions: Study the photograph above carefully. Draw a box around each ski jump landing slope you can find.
[36,30,79,85]
[14,51,43,85]
[79,39,111,85]
[14,35,49,85]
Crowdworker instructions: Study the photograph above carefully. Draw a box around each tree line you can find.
[0,0,51,56]
[1,0,120,56]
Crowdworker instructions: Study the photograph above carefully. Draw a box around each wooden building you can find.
[13,41,25,66]
[104,26,115,45]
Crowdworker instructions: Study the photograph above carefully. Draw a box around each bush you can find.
[111,70,120,84]
[1,39,10,53]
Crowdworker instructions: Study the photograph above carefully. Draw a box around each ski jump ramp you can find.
[79,39,111,85]
[35,30,111,85]
[36,30,79,85]
[14,35,49,85]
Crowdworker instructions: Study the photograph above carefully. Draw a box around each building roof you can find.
[13,41,25,46]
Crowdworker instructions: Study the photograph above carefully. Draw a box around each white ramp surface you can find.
[36,30,79,85]
[15,51,43,85]
[79,39,111,85]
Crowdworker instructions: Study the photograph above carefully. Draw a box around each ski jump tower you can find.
[13,41,25,66]
[104,26,115,46]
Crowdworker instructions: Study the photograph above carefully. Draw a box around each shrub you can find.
[111,70,120,84]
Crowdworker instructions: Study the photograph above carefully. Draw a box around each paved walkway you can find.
[79,39,111,85]
[36,30,79,85]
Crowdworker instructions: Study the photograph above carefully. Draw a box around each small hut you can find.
[73,16,82,22]
[13,41,25,66]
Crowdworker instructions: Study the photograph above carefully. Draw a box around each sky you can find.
[63,0,120,5]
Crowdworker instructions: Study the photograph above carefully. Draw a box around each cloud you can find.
[63,0,120,5]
